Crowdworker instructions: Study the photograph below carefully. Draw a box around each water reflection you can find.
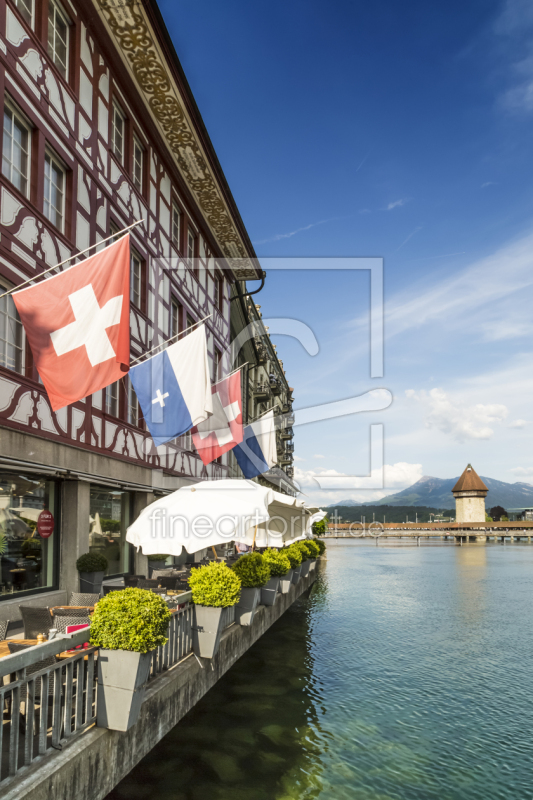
[107,586,326,800]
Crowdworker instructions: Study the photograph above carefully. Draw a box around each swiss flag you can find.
[191,371,243,465]
[13,236,130,411]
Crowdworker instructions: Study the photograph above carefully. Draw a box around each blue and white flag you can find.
[233,409,277,479]
[129,325,213,446]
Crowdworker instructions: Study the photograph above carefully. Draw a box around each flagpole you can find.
[0,219,145,301]
[129,314,212,366]
[222,362,248,379]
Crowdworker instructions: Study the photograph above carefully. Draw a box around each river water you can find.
[107,543,533,800]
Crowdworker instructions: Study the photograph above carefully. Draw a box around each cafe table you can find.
[0,638,92,660]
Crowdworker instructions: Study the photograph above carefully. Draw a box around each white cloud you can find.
[387,198,409,210]
[313,454,325,459]
[293,455,305,462]
[509,466,533,480]
[406,388,508,441]
[293,462,423,505]
[508,419,529,428]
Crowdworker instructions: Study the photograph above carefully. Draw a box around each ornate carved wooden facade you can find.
[0,0,260,483]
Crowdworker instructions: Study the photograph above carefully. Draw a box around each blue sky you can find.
[160,0,533,503]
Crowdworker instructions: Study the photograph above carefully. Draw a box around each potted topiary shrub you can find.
[305,539,321,571]
[262,548,291,600]
[316,538,326,556]
[76,552,108,595]
[188,562,241,658]
[90,588,171,731]
[231,553,270,625]
[285,544,303,584]
[147,553,170,576]
[296,540,314,578]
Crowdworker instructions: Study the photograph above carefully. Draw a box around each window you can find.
[109,221,120,243]
[13,0,33,27]
[215,274,224,311]
[0,475,58,597]
[130,251,142,308]
[105,381,118,416]
[213,347,222,383]
[187,229,195,264]
[171,298,181,339]
[179,430,192,451]
[112,103,125,164]
[47,0,69,79]
[89,487,132,577]
[127,378,138,426]
[2,101,31,197]
[186,313,195,333]
[172,203,181,250]
[44,150,66,231]
[0,288,23,373]
[132,135,143,192]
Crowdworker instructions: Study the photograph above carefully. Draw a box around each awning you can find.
[126,478,315,556]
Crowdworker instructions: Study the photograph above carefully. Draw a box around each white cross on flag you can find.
[13,236,130,411]
[191,371,243,465]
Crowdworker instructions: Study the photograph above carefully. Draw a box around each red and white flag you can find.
[192,371,243,465]
[13,236,130,411]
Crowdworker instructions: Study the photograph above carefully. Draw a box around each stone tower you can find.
[452,464,488,524]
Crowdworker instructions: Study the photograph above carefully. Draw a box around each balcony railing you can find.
[285,443,294,453]
[269,378,281,395]
[280,427,293,440]
[0,595,194,786]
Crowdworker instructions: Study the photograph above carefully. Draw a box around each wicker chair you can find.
[136,579,159,590]
[124,575,146,588]
[0,620,8,641]
[53,607,91,619]
[69,592,99,606]
[19,606,52,639]
[102,586,122,595]
[54,615,90,634]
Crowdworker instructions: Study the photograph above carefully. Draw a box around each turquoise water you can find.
[107,544,533,799]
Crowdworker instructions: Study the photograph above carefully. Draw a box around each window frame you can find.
[11,0,34,28]
[0,281,24,375]
[43,148,67,233]
[130,248,143,311]
[127,377,139,426]
[2,98,32,199]
[171,202,181,252]
[47,0,70,81]
[105,381,119,417]
[111,101,126,166]
[132,133,144,194]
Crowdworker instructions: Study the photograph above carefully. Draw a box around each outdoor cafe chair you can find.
[0,620,8,641]
[7,642,58,732]
[102,586,122,595]
[69,592,100,606]
[136,579,159,590]
[19,606,53,639]
[124,575,146,587]
[54,615,90,634]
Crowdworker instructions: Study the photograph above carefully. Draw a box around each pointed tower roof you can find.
[452,464,488,494]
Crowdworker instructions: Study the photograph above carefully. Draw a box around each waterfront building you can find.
[452,464,488,524]
[229,287,297,496]
[0,0,291,620]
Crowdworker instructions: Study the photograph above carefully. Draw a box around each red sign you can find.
[37,510,54,538]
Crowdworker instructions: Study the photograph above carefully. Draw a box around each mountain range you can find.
[329,475,533,510]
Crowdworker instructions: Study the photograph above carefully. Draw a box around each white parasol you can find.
[126,478,314,556]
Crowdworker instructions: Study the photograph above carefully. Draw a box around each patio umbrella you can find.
[126,479,314,556]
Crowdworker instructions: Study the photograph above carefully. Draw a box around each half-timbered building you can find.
[0,0,271,619]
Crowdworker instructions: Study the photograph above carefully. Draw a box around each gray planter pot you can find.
[79,571,105,595]
[96,649,153,731]
[291,566,302,584]
[220,604,236,629]
[279,570,293,593]
[192,605,227,658]
[148,560,167,577]
[235,587,261,626]
[309,558,317,572]
[300,560,311,578]
[261,576,280,606]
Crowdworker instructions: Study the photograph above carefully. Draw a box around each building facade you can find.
[0,0,282,620]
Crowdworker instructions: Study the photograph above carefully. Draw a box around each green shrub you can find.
[100,518,121,533]
[284,544,302,568]
[189,562,241,607]
[232,552,271,588]
[312,517,328,536]
[304,539,320,558]
[76,552,108,573]
[21,538,41,556]
[262,548,291,577]
[295,540,314,560]
[90,588,171,653]
[316,539,326,556]
[147,554,170,561]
